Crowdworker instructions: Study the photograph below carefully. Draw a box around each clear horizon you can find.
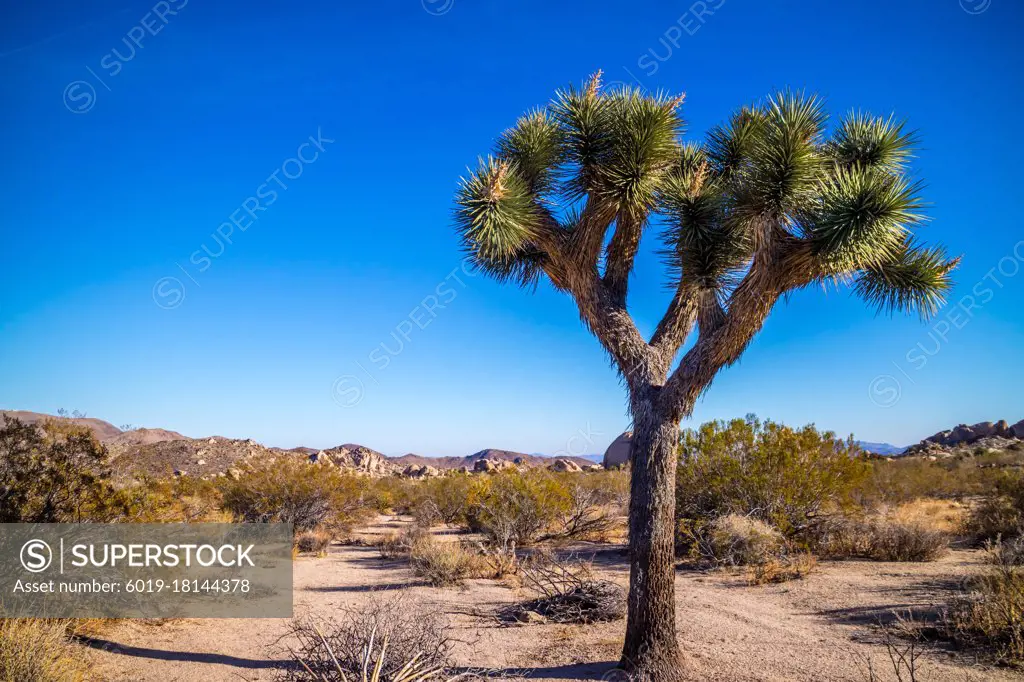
[2,0,1022,457]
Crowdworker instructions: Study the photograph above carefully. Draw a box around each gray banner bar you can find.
[0,523,292,618]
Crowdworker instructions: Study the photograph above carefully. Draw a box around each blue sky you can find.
[1,0,1021,456]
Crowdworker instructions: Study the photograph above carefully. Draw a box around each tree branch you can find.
[602,210,645,306]
[649,280,699,360]
[659,236,817,419]
[529,202,653,384]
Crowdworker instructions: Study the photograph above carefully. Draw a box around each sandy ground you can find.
[84,517,1023,682]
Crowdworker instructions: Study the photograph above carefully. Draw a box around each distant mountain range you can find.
[0,411,593,476]
[855,441,907,456]
[10,409,1020,471]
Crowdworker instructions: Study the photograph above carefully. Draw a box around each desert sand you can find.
[85,517,1022,682]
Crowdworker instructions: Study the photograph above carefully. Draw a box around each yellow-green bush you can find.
[410,537,484,587]
[464,470,571,547]
[219,457,371,533]
[417,475,474,526]
[676,416,870,548]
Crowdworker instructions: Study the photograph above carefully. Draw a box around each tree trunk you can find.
[620,394,683,681]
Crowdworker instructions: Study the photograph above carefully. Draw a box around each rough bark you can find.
[620,391,685,682]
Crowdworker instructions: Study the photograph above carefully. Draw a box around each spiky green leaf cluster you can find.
[454,76,957,320]
[826,112,915,172]
[854,239,958,319]
[455,157,541,267]
[808,167,922,271]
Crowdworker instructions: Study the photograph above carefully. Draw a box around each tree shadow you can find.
[303,581,429,593]
[77,636,291,670]
[449,660,620,680]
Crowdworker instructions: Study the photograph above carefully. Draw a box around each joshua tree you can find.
[453,73,956,680]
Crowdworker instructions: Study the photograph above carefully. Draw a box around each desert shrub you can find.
[473,540,520,579]
[814,516,948,562]
[866,520,948,562]
[372,477,423,516]
[676,416,870,544]
[295,528,332,554]
[280,597,452,682]
[943,550,1024,665]
[549,481,619,542]
[966,471,1024,544]
[0,416,115,523]
[412,498,442,528]
[409,537,483,587]
[864,452,1022,506]
[699,514,784,566]
[500,551,625,624]
[747,553,817,585]
[416,475,474,526]
[104,475,226,523]
[377,525,430,560]
[986,537,1024,567]
[0,619,89,682]
[464,470,570,547]
[220,458,370,533]
[811,516,874,558]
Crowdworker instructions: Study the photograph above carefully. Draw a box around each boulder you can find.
[473,458,513,473]
[549,458,582,473]
[603,432,632,469]
[402,464,440,479]
[1013,419,1024,439]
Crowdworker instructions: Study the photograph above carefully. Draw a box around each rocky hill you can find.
[0,410,123,441]
[392,448,594,471]
[2,410,595,479]
[903,418,1024,458]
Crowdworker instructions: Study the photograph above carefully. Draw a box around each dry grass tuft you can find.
[0,619,90,682]
[942,541,1024,665]
[295,528,333,555]
[702,514,784,567]
[815,515,948,562]
[746,553,817,585]
[409,538,484,588]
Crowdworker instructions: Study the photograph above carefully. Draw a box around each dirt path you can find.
[86,519,1022,682]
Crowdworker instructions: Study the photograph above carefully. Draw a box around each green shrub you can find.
[464,470,570,547]
[676,416,870,545]
[220,458,370,533]
[103,475,226,523]
[0,416,114,523]
[417,475,474,526]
